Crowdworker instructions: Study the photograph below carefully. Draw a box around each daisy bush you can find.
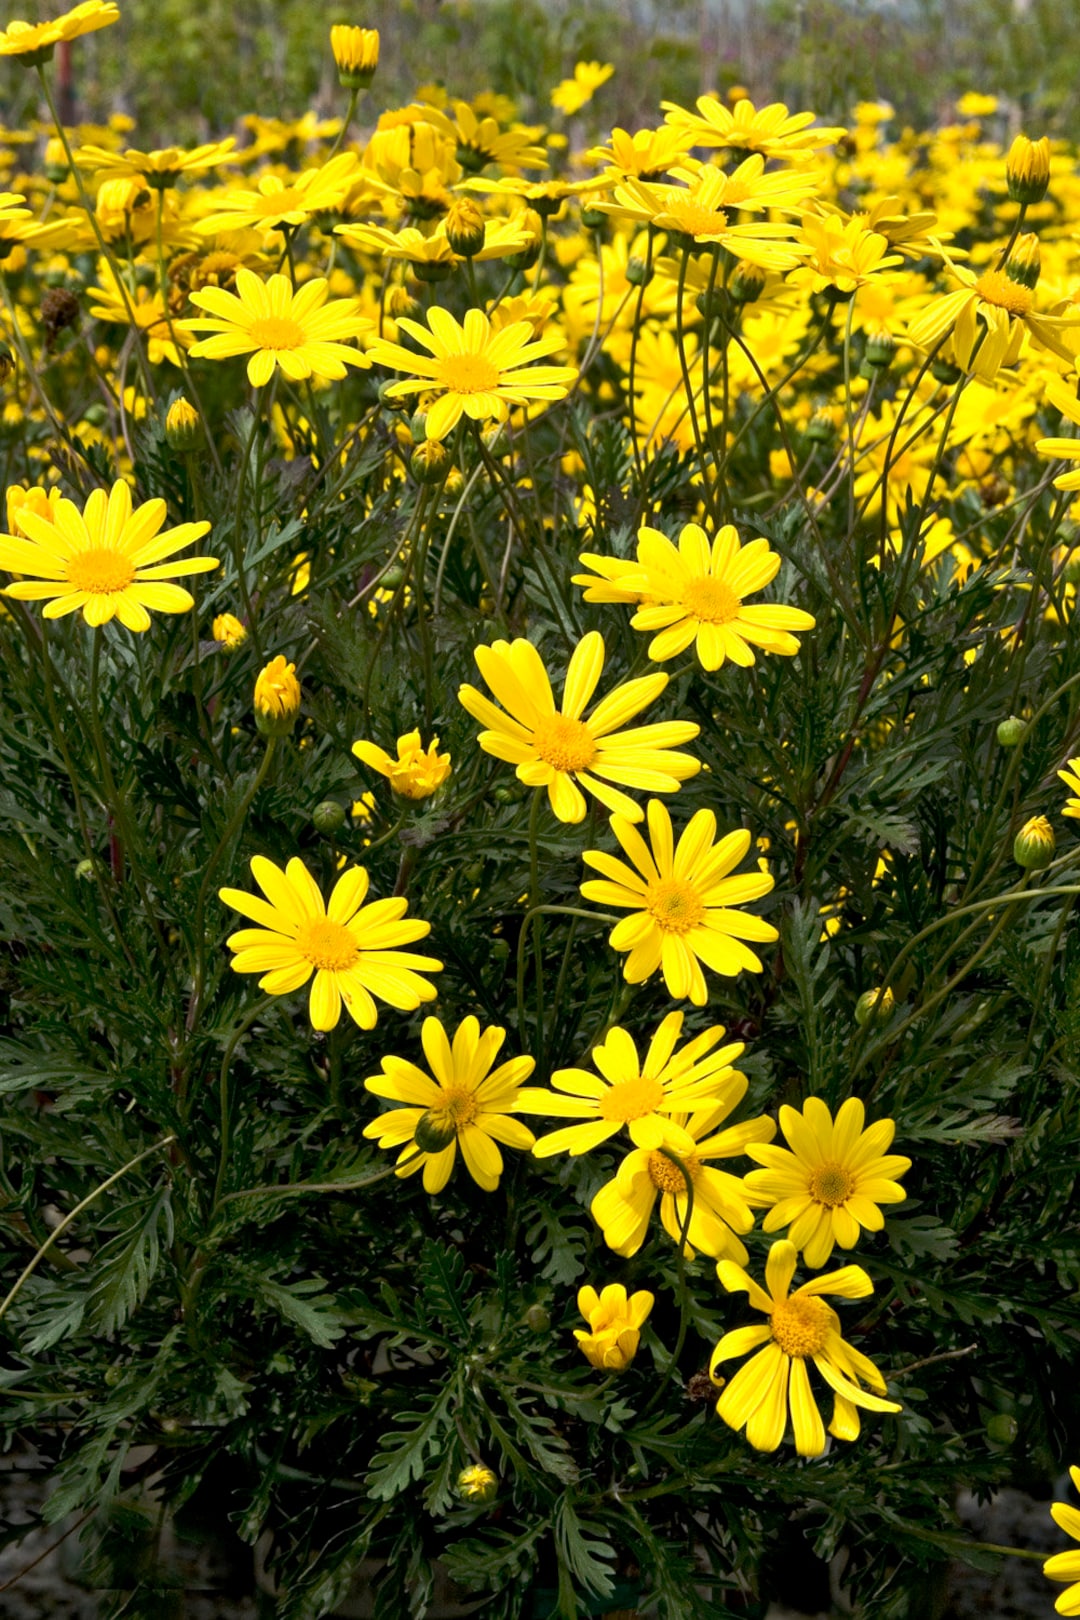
[2,9,1080,1619]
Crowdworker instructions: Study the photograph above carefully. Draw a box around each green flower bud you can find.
[525,1303,551,1333]
[986,1412,1018,1445]
[1014,814,1055,870]
[313,801,346,834]
[414,1109,460,1153]
[996,715,1026,747]
[411,439,451,484]
[456,1464,498,1503]
[854,986,895,1026]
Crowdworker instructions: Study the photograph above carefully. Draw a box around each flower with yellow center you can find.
[365,306,577,443]
[907,255,1078,383]
[212,612,247,652]
[574,1283,653,1371]
[0,480,216,632]
[458,631,699,824]
[585,124,696,182]
[743,1097,910,1269]
[789,214,902,297]
[590,1065,776,1263]
[608,522,815,672]
[195,154,359,237]
[597,167,804,271]
[550,60,614,117]
[362,1015,534,1193]
[581,798,778,1003]
[0,2,118,62]
[521,1010,749,1159]
[73,139,237,189]
[1044,1466,1080,1616]
[352,729,451,799]
[182,269,372,388]
[219,855,441,1032]
[336,217,531,274]
[1059,758,1080,821]
[712,1239,900,1455]
[661,95,844,162]
[330,24,379,88]
[431,99,548,174]
[254,656,301,736]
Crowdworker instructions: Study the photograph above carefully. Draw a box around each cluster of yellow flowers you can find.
[7,5,1080,1517]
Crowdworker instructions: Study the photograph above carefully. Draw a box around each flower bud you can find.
[43,137,68,184]
[330,24,379,90]
[729,259,766,305]
[378,379,409,412]
[445,197,485,259]
[490,936,510,961]
[165,396,201,451]
[506,209,543,272]
[1006,134,1050,205]
[626,255,653,287]
[985,1412,1018,1446]
[385,285,422,323]
[212,612,247,652]
[805,408,835,444]
[854,986,895,1026]
[996,715,1026,747]
[580,204,606,230]
[411,440,450,483]
[313,800,346,834]
[408,409,429,444]
[1005,231,1041,290]
[75,857,95,881]
[1014,814,1055,870]
[864,331,896,370]
[412,257,453,284]
[525,1303,550,1333]
[931,358,963,386]
[254,655,301,737]
[414,1109,459,1153]
[456,1464,498,1504]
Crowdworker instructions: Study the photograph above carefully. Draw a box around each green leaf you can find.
[86,1185,173,1337]
[366,1381,456,1501]
[256,1276,347,1348]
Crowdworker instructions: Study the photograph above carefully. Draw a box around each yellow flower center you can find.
[808,1162,855,1207]
[248,315,306,351]
[770,1294,832,1358]
[295,917,360,972]
[680,576,742,624]
[973,268,1033,316]
[647,1150,700,1192]
[436,353,501,394]
[665,197,728,238]
[532,712,597,773]
[66,547,135,596]
[644,878,705,934]
[598,1074,665,1123]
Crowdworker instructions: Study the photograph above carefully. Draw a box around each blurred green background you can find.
[6,0,1080,142]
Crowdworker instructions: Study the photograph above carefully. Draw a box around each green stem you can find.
[637,1148,696,1422]
[0,1137,177,1329]
[211,997,273,1212]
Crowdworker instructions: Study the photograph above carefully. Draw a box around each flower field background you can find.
[1,2,1080,1618]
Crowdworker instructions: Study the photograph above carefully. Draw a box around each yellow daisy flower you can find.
[596,166,804,272]
[365,306,577,442]
[743,1097,910,1269]
[0,2,118,60]
[219,856,441,1032]
[712,1238,900,1456]
[907,256,1078,383]
[550,61,614,117]
[73,139,237,188]
[457,630,700,824]
[1059,757,1080,820]
[574,1283,653,1371]
[580,799,778,1004]
[612,522,816,671]
[195,153,359,237]
[521,1010,747,1159]
[590,1073,776,1263]
[362,1015,535,1194]
[660,95,845,161]
[1045,1467,1080,1616]
[352,730,451,800]
[183,269,372,387]
[0,479,217,632]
